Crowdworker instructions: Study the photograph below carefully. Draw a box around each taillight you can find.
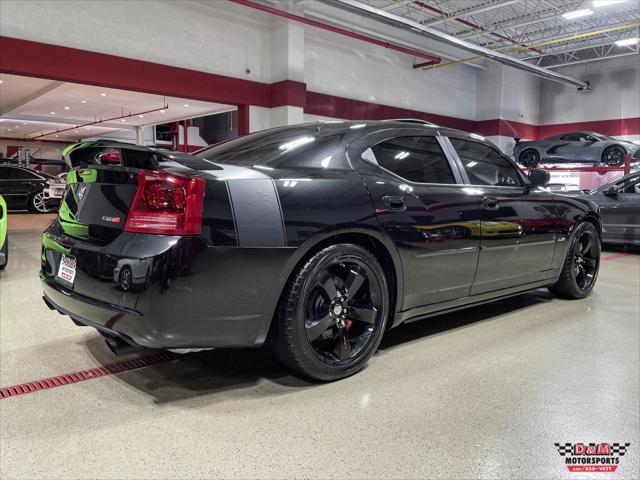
[99,151,121,165]
[124,170,205,235]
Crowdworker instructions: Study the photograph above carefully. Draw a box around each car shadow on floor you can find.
[85,289,555,404]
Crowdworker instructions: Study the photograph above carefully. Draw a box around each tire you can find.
[601,145,625,167]
[118,265,133,291]
[0,234,7,271]
[519,149,540,168]
[549,222,600,299]
[274,244,389,381]
[29,191,49,213]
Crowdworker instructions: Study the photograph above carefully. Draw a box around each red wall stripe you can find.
[537,117,640,139]
[0,36,305,109]
[1,36,637,140]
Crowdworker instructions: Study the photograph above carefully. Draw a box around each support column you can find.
[135,125,145,146]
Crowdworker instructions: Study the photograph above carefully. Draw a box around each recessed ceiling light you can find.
[74,130,79,133]
[121,118,126,122]
[100,93,107,96]
[138,114,144,118]
[615,37,639,46]
[160,110,165,113]
[50,111,56,115]
[7,128,11,131]
[562,8,593,19]
[183,104,190,107]
[81,100,87,104]
[64,106,70,110]
[55,135,59,138]
[0,80,3,84]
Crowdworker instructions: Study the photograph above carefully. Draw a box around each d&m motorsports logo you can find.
[554,442,631,473]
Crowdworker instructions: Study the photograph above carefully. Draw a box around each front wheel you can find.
[29,192,50,213]
[274,244,389,381]
[602,145,626,167]
[549,222,600,299]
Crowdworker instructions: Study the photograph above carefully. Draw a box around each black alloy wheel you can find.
[549,222,600,299]
[274,244,389,381]
[602,145,626,167]
[519,149,540,168]
[571,228,600,293]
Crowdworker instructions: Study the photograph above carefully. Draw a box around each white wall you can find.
[0,0,274,83]
[304,26,478,121]
[0,140,64,160]
[3,0,637,139]
[539,55,640,125]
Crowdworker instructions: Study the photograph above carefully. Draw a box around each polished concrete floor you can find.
[1,214,638,479]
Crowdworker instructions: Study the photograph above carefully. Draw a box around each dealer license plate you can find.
[56,254,77,287]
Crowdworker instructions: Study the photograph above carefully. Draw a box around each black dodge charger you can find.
[40,121,601,380]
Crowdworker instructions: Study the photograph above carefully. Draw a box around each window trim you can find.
[443,136,528,189]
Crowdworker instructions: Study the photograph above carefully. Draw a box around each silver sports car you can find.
[514,131,639,167]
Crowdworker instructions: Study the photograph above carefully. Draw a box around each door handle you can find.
[482,196,500,210]
[382,195,407,211]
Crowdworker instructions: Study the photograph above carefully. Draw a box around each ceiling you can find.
[302,0,640,68]
[0,74,235,142]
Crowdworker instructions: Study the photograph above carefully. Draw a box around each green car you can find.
[0,195,7,270]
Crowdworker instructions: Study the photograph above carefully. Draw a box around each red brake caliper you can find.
[345,297,356,331]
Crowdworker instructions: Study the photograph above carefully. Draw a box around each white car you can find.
[42,173,67,204]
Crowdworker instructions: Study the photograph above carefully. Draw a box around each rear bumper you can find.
[40,221,296,350]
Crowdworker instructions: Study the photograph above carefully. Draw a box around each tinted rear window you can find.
[195,125,350,170]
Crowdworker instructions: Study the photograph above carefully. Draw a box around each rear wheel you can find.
[274,244,389,381]
[602,145,625,167]
[549,222,600,299]
[29,192,49,213]
[519,149,540,167]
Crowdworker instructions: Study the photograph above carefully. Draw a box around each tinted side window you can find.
[450,139,522,187]
[560,133,580,141]
[371,136,455,184]
[0,167,9,180]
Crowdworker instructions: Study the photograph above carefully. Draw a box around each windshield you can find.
[591,173,640,194]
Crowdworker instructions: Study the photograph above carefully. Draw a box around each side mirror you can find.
[528,169,550,187]
[603,186,618,196]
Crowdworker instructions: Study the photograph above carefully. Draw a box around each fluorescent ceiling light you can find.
[350,123,366,129]
[593,0,625,7]
[394,151,410,160]
[562,9,594,19]
[615,37,639,46]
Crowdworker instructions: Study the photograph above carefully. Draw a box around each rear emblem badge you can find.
[102,216,121,224]
[77,186,87,199]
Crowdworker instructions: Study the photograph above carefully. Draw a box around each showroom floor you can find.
[1,215,638,479]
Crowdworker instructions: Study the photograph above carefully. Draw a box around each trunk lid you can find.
[59,167,139,243]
